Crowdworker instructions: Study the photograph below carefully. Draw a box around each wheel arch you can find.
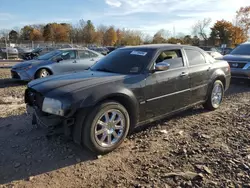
[34,67,53,78]
[72,88,139,145]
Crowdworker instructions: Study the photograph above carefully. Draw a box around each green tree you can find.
[182,35,192,45]
[20,26,33,40]
[83,20,96,44]
[9,30,19,42]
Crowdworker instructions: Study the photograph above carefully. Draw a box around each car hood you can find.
[12,59,49,69]
[223,54,250,62]
[28,70,127,95]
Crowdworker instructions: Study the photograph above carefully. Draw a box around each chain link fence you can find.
[0,41,93,60]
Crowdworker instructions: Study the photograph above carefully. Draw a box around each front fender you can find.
[72,85,139,145]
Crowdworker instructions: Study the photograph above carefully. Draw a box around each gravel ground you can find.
[0,69,250,188]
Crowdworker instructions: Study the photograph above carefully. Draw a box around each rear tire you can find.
[203,80,224,110]
[82,101,130,154]
[36,69,51,79]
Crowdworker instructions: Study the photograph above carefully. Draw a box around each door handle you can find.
[90,58,95,61]
[180,72,188,77]
[207,67,211,71]
[73,60,77,63]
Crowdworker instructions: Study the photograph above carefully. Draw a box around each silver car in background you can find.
[11,48,104,81]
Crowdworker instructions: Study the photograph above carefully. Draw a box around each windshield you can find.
[91,48,155,74]
[37,50,62,60]
[230,44,250,55]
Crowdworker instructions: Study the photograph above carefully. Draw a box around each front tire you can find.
[82,101,130,154]
[203,80,224,110]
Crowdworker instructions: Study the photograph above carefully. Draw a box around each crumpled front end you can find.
[25,88,75,136]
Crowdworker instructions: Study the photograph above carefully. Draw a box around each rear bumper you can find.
[231,68,250,79]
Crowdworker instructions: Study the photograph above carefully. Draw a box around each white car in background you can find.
[206,51,223,59]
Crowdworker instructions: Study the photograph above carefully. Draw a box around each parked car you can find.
[25,44,231,154]
[0,47,19,59]
[206,51,223,59]
[21,47,55,60]
[11,48,104,81]
[199,46,221,53]
[91,47,109,55]
[220,47,233,55]
[106,46,117,54]
[223,42,250,80]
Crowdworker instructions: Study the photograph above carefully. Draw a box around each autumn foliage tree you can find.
[30,29,43,41]
[103,27,117,46]
[210,20,247,47]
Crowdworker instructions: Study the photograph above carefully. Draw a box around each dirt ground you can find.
[0,69,250,188]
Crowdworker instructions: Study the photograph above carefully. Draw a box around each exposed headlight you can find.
[42,97,64,116]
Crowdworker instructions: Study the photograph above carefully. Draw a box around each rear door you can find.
[142,48,191,120]
[73,50,101,71]
[184,48,211,104]
[51,50,77,74]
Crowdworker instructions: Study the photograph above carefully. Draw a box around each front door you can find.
[142,49,191,120]
[184,48,211,104]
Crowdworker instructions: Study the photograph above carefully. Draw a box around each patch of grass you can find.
[0,68,11,79]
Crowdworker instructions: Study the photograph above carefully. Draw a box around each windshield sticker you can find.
[130,51,147,56]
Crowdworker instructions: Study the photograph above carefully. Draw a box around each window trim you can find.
[148,47,186,71]
[184,48,207,67]
[60,50,77,60]
[77,50,91,59]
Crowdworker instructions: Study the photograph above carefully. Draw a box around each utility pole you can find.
[173,25,176,38]
[5,36,8,60]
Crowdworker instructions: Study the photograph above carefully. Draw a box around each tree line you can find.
[1,6,250,47]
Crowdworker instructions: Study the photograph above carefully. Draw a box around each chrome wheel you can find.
[211,83,223,107]
[94,109,125,147]
[41,70,50,78]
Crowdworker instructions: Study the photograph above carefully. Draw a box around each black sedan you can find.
[25,44,231,154]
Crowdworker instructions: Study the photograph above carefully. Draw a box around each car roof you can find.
[121,44,199,50]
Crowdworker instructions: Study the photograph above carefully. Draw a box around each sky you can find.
[0,0,249,36]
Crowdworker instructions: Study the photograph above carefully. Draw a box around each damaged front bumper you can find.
[26,105,75,137]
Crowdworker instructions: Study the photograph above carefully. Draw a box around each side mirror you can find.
[55,57,63,63]
[154,61,170,71]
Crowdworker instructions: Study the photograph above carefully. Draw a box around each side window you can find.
[155,49,184,69]
[61,50,76,60]
[78,50,90,59]
[185,49,206,66]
